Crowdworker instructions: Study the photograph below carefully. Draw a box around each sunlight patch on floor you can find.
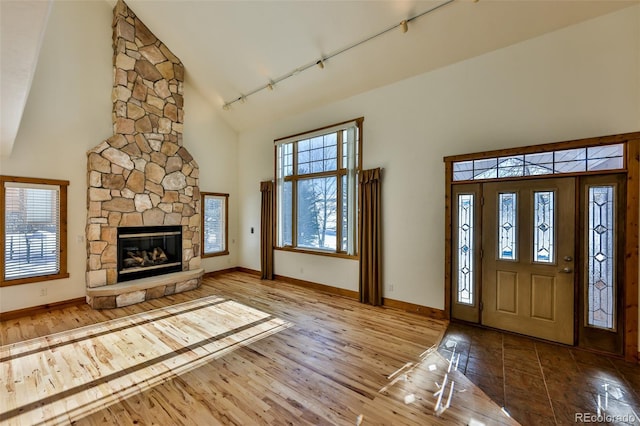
[0,296,293,425]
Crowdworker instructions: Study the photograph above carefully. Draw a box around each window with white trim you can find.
[1,176,69,286]
[201,192,229,257]
[275,118,362,256]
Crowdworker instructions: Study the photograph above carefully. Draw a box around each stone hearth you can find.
[86,0,202,309]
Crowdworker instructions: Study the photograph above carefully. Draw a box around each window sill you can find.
[202,250,230,259]
[275,246,358,260]
[1,272,70,287]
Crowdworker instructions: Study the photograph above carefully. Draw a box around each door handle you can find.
[559,267,573,273]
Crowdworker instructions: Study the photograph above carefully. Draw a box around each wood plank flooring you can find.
[1,272,516,425]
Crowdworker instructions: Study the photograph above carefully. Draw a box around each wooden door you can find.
[482,178,575,344]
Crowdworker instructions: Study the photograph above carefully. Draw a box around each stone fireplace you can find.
[85,0,203,309]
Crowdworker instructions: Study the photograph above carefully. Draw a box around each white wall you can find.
[238,5,640,317]
[0,0,112,313]
[182,78,239,273]
[0,0,238,312]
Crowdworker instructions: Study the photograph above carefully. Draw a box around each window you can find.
[533,190,555,263]
[452,143,624,181]
[1,175,69,286]
[201,192,229,257]
[457,194,474,305]
[497,192,517,260]
[275,118,362,256]
[586,185,616,330]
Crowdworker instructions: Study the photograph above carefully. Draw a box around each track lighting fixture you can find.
[221,0,454,110]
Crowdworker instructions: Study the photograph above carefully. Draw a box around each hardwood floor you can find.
[1,272,515,425]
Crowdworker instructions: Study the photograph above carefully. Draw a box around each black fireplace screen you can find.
[117,225,182,282]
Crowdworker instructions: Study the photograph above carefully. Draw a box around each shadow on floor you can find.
[437,322,640,425]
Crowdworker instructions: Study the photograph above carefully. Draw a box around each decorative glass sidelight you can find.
[498,193,517,260]
[533,191,555,263]
[457,194,474,305]
[587,186,615,330]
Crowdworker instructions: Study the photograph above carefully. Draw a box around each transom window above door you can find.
[452,143,624,182]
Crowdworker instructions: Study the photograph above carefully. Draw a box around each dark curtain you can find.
[260,181,274,280]
[358,168,382,305]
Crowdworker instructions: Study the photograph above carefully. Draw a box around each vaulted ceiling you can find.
[1,0,637,156]
[0,0,51,157]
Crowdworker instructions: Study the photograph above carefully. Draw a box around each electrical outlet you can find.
[388,284,394,292]
[40,288,47,297]
[76,235,84,243]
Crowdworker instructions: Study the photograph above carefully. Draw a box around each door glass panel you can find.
[457,194,474,305]
[533,191,555,263]
[498,192,517,260]
[587,185,616,330]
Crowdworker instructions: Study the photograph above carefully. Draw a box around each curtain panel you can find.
[358,168,382,305]
[260,181,274,280]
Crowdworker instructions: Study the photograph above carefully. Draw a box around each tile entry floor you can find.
[437,322,640,425]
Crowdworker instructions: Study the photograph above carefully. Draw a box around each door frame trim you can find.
[443,131,640,362]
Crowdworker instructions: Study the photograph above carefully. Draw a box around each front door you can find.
[482,178,575,344]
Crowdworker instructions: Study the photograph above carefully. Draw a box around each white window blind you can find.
[4,181,61,281]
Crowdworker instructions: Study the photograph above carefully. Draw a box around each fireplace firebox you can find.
[117,226,182,282]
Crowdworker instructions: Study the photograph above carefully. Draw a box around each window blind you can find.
[4,181,61,280]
